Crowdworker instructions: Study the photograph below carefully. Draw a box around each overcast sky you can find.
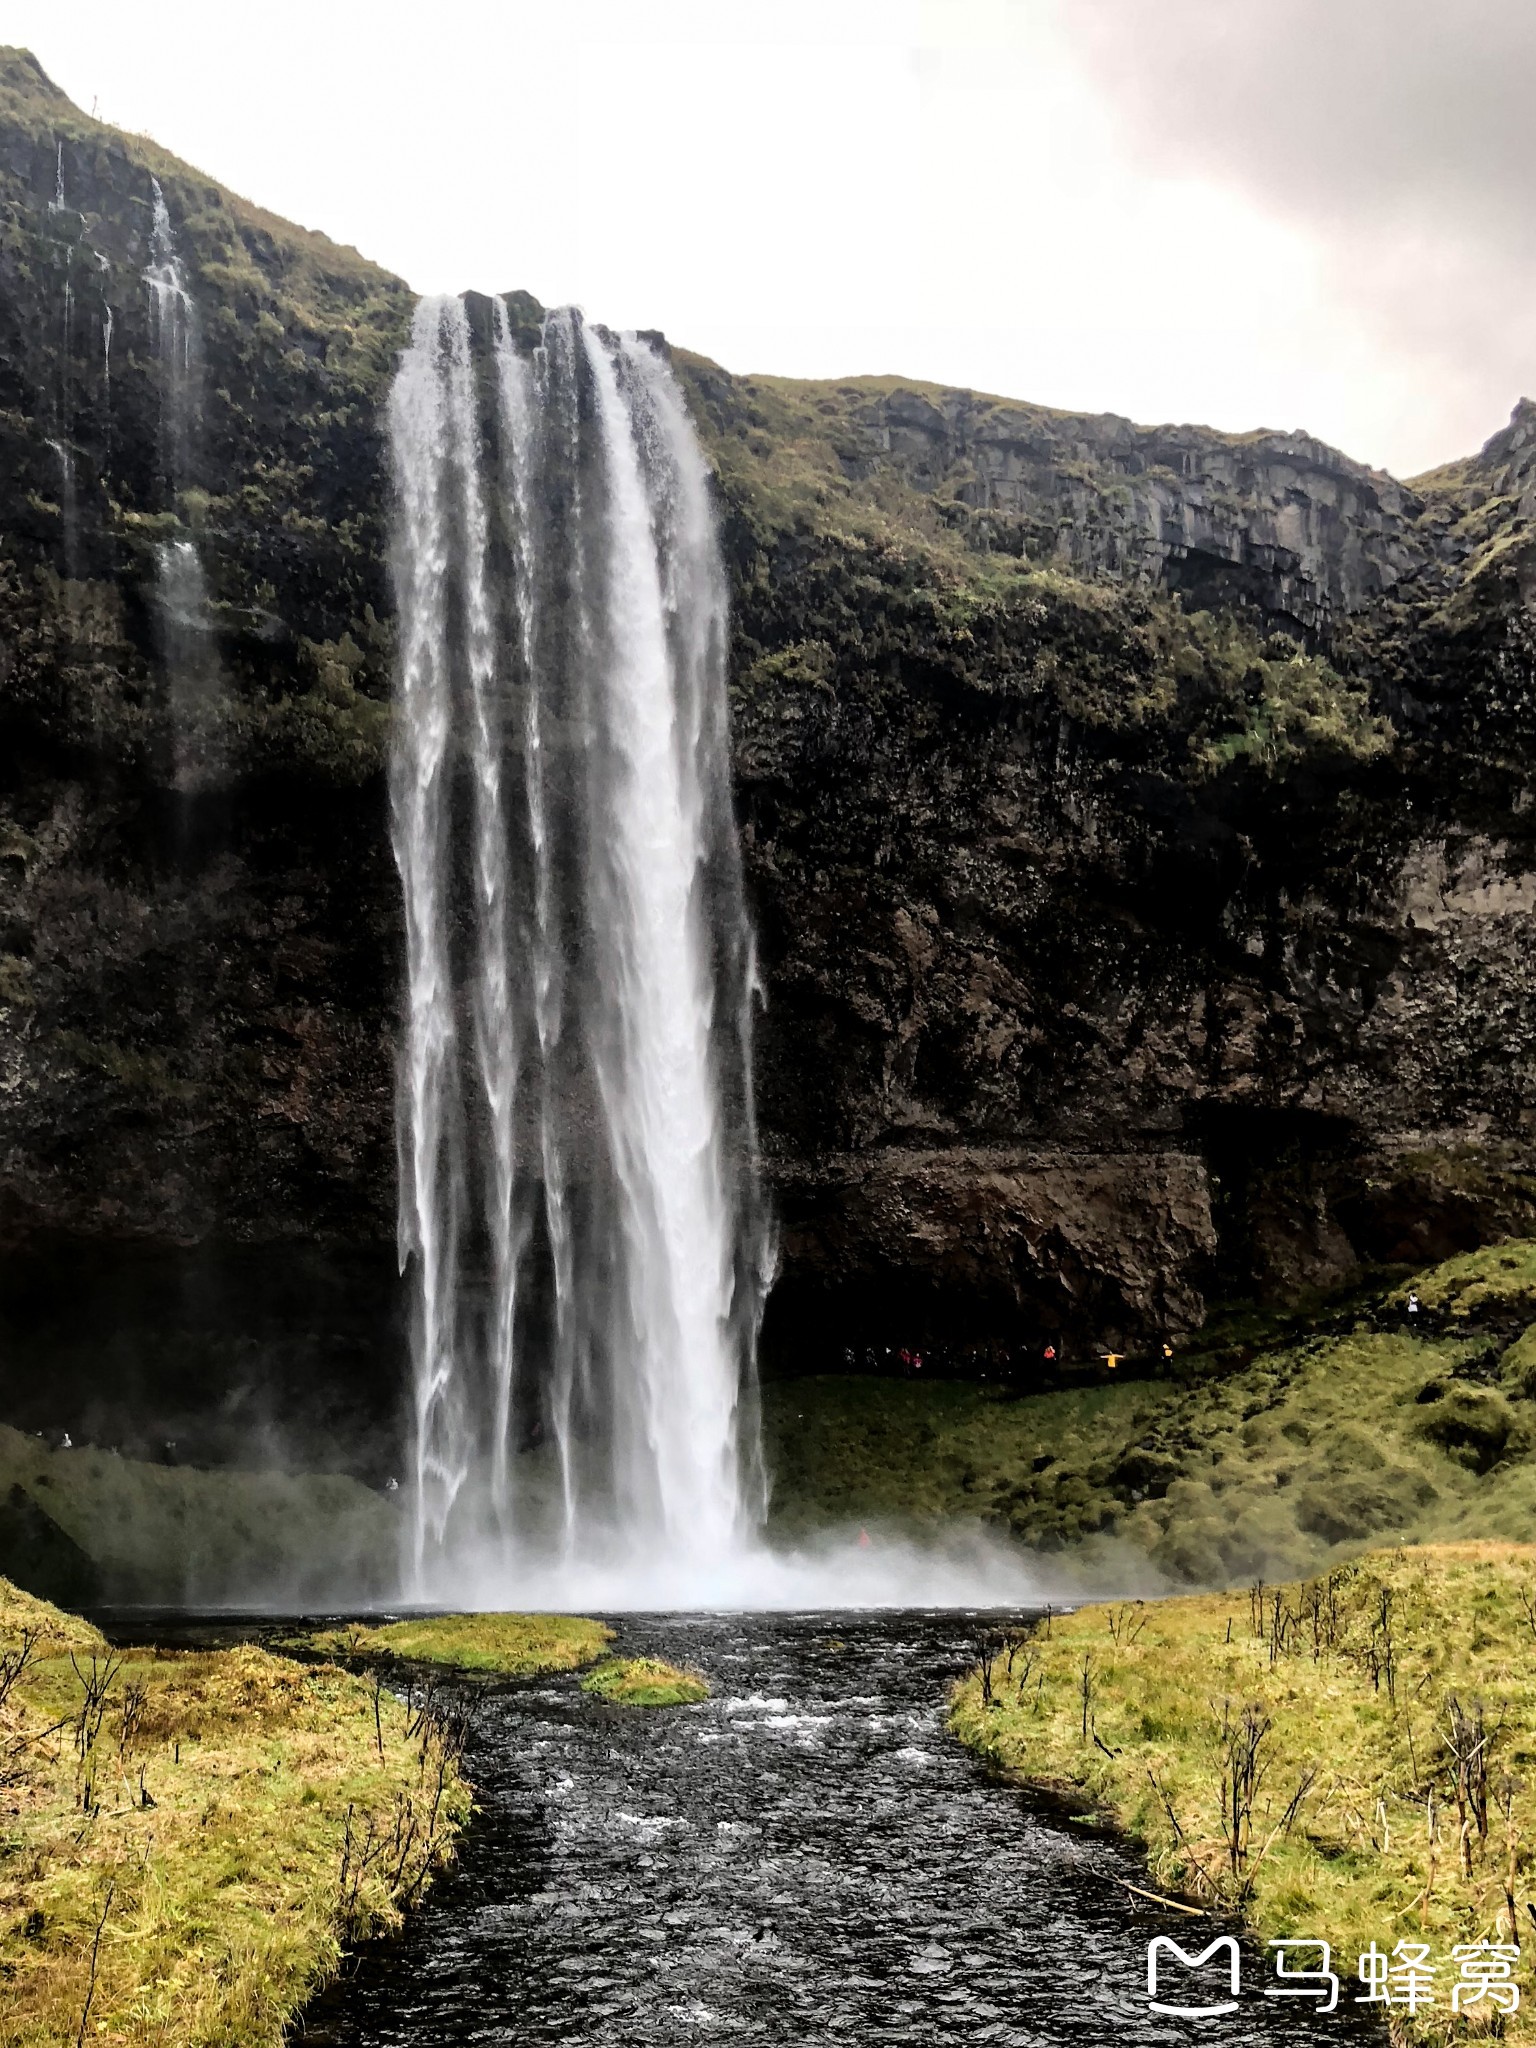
[11,0,1532,478]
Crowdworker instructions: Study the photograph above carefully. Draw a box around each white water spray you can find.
[388,296,771,1601]
[155,538,223,787]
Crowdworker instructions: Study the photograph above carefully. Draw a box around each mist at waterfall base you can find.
[384,295,1047,1613]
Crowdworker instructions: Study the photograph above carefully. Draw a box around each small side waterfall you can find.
[388,295,770,1598]
[142,177,222,791]
[45,437,78,580]
[155,537,224,787]
[144,176,198,487]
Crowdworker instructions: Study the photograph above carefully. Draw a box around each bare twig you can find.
[1079,1651,1093,1742]
[1116,1878,1205,1917]
[0,1629,36,1709]
[75,1878,115,2048]
[1218,1702,1272,1894]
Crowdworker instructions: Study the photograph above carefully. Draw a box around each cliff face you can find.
[1,50,1534,1455]
[0,52,414,1452]
[0,50,409,1260]
[712,376,1433,633]
[671,366,1536,1359]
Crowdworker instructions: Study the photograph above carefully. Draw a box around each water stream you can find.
[288,1611,1377,2046]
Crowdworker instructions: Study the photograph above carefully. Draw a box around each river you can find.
[273,1610,1378,2046]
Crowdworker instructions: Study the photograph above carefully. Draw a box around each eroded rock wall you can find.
[681,370,1536,1355]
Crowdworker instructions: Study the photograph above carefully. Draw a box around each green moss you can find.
[1379,1145,1536,1226]
[1414,1384,1525,1471]
[1182,631,1389,775]
[951,1545,1536,2043]
[1392,1240,1536,1320]
[579,1656,710,1707]
[0,951,33,1005]
[234,683,390,785]
[0,817,39,873]
[765,1239,1536,1584]
[1501,1323,1536,1398]
[47,1029,202,1101]
[289,1611,614,1678]
[0,1574,469,2048]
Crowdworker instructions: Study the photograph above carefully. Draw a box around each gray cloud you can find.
[1053,0,1536,469]
[1058,0,1536,248]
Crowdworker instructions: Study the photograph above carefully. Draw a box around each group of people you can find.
[838,1340,1179,1380]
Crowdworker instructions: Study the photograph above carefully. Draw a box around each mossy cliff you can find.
[0,49,413,1450]
[1,47,1535,1469]
[677,357,1536,1364]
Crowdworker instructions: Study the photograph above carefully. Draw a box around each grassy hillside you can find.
[0,1424,400,1605]
[763,1242,1536,1587]
[952,1545,1536,2042]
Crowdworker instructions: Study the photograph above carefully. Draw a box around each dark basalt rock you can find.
[678,370,1536,1365]
[1,48,1535,1461]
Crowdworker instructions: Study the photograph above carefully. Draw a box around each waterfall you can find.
[155,538,223,788]
[142,178,222,789]
[45,437,78,581]
[144,176,198,490]
[387,294,769,1597]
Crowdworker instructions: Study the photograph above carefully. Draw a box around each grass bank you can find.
[286,1612,613,1677]
[763,1241,1536,1587]
[0,1577,470,2048]
[580,1657,710,1707]
[952,1544,1536,2041]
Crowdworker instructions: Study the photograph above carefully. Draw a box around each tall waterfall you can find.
[388,294,769,1598]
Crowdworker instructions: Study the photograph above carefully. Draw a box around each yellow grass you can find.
[286,1611,613,1677]
[952,1543,1536,2043]
[579,1657,710,1707]
[0,1579,470,2048]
